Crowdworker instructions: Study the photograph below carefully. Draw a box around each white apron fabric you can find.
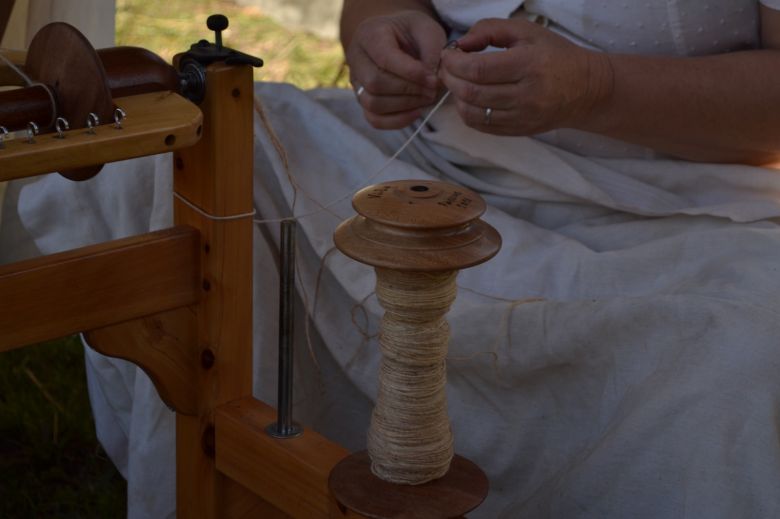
[4,82,780,518]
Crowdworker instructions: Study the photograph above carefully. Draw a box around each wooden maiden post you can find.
[331,180,501,518]
[170,60,255,516]
[169,15,261,516]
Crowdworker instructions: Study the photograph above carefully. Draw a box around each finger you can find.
[364,108,423,130]
[438,67,521,109]
[350,53,435,97]
[453,99,525,131]
[363,28,439,88]
[359,90,437,115]
[456,18,536,52]
[440,46,528,84]
[406,19,447,74]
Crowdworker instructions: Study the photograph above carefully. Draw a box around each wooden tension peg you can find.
[330,180,501,518]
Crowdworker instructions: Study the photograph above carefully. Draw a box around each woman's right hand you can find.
[346,10,446,129]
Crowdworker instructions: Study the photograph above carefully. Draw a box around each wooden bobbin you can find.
[25,22,115,181]
[331,179,501,519]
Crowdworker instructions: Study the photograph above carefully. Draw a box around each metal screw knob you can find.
[206,14,228,50]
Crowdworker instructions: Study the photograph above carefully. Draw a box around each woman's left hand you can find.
[438,18,613,135]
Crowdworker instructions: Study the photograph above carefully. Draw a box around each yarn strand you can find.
[251,91,451,227]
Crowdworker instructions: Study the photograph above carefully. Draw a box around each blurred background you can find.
[0,1,346,517]
[1,0,349,88]
[115,0,348,88]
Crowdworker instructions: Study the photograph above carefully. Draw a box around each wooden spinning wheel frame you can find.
[0,21,495,518]
[0,37,356,517]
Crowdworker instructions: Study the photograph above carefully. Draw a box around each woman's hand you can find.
[438,18,613,136]
[346,10,446,129]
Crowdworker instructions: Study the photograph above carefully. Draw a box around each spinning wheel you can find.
[0,17,500,519]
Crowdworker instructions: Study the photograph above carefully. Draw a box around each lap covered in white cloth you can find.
[3,82,780,518]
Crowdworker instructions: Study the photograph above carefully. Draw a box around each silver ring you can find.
[55,117,70,139]
[114,108,127,129]
[86,113,100,134]
[355,85,365,97]
[0,126,7,149]
[484,107,493,126]
[26,121,39,143]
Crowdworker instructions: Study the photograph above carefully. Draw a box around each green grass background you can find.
[116,0,348,89]
[1,1,345,516]
[0,337,125,518]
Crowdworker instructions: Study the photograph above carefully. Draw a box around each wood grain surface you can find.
[0,91,202,181]
[0,226,200,352]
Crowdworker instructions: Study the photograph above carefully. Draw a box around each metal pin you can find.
[266,219,303,439]
[54,117,69,139]
[26,122,39,143]
[113,108,126,129]
[86,113,100,134]
[0,126,7,149]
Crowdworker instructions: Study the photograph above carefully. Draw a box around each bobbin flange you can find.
[334,180,501,271]
[329,451,489,519]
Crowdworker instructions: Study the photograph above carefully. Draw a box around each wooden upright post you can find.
[172,61,254,518]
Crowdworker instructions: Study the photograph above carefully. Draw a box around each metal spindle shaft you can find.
[266,219,302,439]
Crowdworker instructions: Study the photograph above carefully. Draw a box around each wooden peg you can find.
[331,180,501,518]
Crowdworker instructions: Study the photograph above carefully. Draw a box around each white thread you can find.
[251,90,451,227]
[0,51,33,85]
[0,52,58,128]
[31,83,57,128]
[174,191,257,221]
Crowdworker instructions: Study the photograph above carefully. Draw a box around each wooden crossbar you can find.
[0,91,203,182]
[0,225,200,352]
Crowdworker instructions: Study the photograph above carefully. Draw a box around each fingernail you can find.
[443,40,459,50]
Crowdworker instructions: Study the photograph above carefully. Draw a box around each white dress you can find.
[4,2,780,518]
[435,0,777,55]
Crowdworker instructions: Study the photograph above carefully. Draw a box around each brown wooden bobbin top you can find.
[334,180,501,272]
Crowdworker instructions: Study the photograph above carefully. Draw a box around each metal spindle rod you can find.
[266,219,302,439]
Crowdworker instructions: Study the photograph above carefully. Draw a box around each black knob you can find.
[207,14,228,32]
[207,14,228,50]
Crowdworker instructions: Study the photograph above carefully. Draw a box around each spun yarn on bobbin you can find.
[333,179,502,488]
[369,269,458,484]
